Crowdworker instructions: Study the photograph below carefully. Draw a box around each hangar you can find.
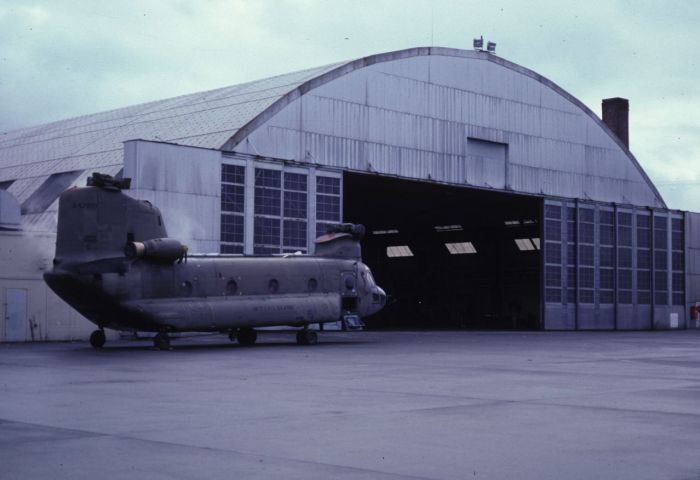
[1,46,698,340]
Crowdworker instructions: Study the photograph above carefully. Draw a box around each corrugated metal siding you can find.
[238,53,663,208]
[0,48,665,213]
[0,62,345,203]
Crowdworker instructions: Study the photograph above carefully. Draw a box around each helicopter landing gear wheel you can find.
[296,329,318,346]
[89,329,106,349]
[153,332,171,350]
[237,328,257,346]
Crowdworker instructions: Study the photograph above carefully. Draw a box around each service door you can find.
[5,288,27,342]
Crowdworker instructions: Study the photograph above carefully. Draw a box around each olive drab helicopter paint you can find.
[44,173,386,349]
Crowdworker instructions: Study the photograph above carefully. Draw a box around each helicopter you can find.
[43,173,386,350]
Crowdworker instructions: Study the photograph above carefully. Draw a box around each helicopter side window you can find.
[308,278,318,292]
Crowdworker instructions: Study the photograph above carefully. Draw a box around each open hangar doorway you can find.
[344,172,543,330]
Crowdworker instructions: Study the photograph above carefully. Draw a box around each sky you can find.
[1,0,698,210]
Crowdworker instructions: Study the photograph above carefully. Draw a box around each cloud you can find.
[1,0,698,209]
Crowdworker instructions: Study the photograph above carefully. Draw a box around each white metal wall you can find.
[234,54,662,208]
[124,140,222,253]
[0,231,108,341]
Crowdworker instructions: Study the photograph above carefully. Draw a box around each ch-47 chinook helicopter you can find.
[44,173,386,350]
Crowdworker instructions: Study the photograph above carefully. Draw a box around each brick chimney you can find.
[602,97,629,149]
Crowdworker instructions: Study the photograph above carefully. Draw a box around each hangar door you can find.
[344,173,542,330]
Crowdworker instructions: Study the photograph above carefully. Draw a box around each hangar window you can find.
[282,172,308,252]
[653,216,669,305]
[566,207,576,303]
[21,170,82,214]
[636,213,651,304]
[599,209,614,304]
[544,203,563,304]
[387,245,413,258]
[445,242,477,255]
[255,169,281,216]
[671,217,684,305]
[254,216,280,247]
[221,214,244,245]
[0,180,14,190]
[221,164,245,254]
[316,176,341,237]
[254,168,309,254]
[617,212,633,305]
[578,207,595,304]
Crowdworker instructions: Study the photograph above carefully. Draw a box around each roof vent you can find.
[0,190,22,231]
[602,97,629,149]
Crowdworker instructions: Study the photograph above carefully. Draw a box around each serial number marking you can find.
[251,304,294,312]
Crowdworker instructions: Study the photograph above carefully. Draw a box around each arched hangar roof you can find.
[0,46,665,223]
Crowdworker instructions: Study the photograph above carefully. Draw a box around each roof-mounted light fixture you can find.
[473,36,483,51]
[487,41,497,54]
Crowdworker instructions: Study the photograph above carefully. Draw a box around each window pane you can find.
[580,245,594,266]
[317,194,340,221]
[317,176,340,194]
[222,183,244,213]
[579,267,594,288]
[579,223,593,243]
[283,220,307,248]
[618,269,632,289]
[600,246,614,267]
[545,205,561,219]
[255,187,280,215]
[545,220,561,241]
[255,169,281,188]
[284,172,307,192]
[545,243,561,264]
[546,266,561,287]
[618,226,632,246]
[579,209,594,223]
[637,271,651,290]
[254,217,280,245]
[618,248,632,268]
[283,191,307,219]
[221,214,244,243]
[222,164,245,184]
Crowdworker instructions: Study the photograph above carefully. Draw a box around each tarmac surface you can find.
[1,330,700,480]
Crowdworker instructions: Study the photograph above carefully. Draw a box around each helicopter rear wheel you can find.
[153,332,171,350]
[296,330,318,346]
[89,329,106,349]
[237,328,257,346]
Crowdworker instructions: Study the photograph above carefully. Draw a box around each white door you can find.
[5,288,27,342]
